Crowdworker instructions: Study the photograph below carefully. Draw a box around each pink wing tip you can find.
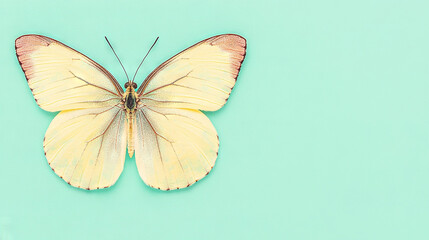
[16,35,53,54]
[208,34,247,79]
[210,34,246,55]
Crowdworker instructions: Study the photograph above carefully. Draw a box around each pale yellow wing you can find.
[135,34,246,190]
[134,106,218,190]
[44,106,127,189]
[16,35,123,112]
[16,35,127,190]
[137,34,246,111]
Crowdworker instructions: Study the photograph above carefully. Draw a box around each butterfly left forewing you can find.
[16,35,123,112]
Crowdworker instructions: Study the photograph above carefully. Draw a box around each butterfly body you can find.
[16,34,246,190]
[123,82,139,157]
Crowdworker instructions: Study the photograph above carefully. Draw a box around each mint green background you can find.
[1,0,429,239]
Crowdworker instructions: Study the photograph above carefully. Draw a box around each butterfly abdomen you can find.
[126,110,135,157]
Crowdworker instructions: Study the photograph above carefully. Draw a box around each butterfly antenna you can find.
[132,37,159,83]
[105,36,130,82]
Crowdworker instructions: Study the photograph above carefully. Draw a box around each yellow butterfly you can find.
[15,34,246,190]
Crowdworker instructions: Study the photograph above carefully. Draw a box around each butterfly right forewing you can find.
[137,34,246,111]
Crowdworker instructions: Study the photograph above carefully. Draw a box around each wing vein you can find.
[142,70,193,96]
[141,110,170,189]
[69,70,121,97]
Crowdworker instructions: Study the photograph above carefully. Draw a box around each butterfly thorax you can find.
[124,89,137,110]
[123,83,138,157]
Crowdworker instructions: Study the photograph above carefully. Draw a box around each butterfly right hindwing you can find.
[134,106,219,190]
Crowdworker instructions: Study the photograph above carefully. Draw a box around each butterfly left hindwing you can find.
[44,106,127,189]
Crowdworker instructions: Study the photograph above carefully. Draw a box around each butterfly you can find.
[15,34,246,190]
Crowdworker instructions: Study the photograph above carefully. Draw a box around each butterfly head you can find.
[124,82,137,89]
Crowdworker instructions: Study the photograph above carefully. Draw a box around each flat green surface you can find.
[1,0,429,239]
